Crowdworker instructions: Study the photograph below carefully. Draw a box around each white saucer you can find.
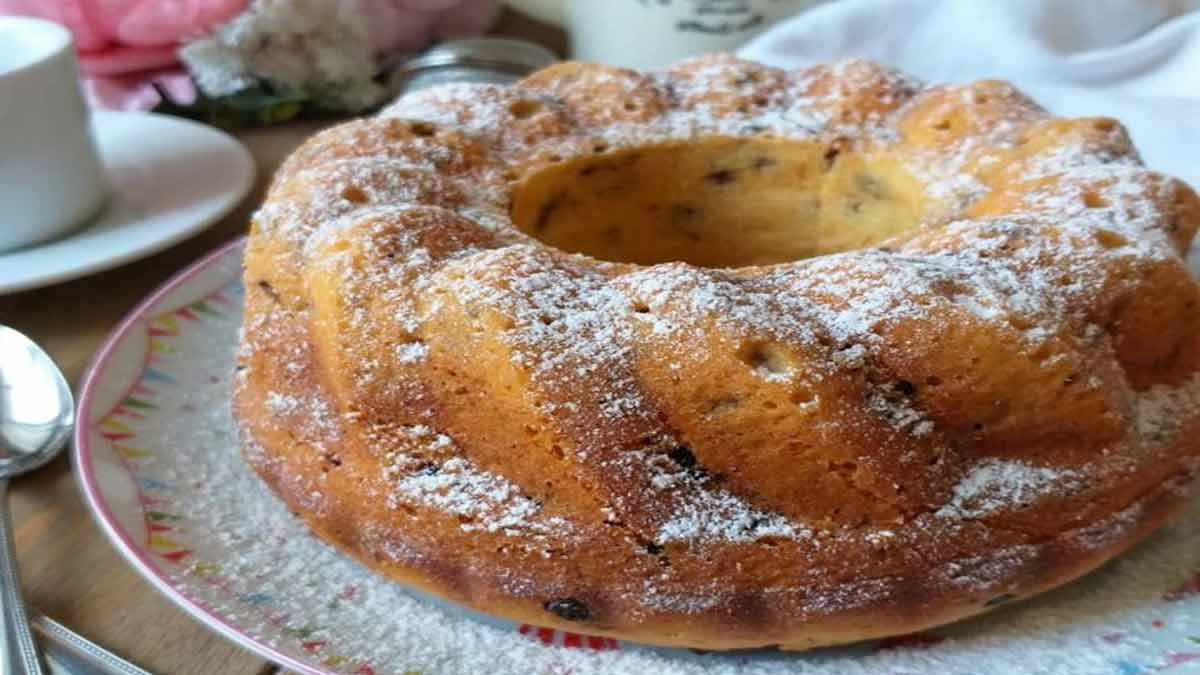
[0,110,255,295]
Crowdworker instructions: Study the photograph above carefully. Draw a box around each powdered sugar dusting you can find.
[436,245,658,444]
[641,448,806,544]
[393,457,567,536]
[379,425,570,538]
[866,381,936,437]
[393,341,428,364]
[656,488,803,544]
[263,388,339,441]
[1134,374,1200,443]
[937,459,1082,519]
[601,448,810,545]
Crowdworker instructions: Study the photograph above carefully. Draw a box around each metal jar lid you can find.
[389,37,560,95]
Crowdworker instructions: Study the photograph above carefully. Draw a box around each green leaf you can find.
[220,86,307,111]
[152,81,317,130]
[258,100,303,124]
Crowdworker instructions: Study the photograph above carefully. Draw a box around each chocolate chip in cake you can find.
[256,280,280,303]
[544,598,590,621]
[410,121,437,137]
[895,379,917,397]
[340,185,368,204]
[823,146,841,170]
[705,168,737,185]
[668,444,697,469]
[508,99,541,119]
[534,194,565,232]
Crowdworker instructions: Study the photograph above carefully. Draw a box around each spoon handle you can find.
[32,613,152,675]
[0,478,45,675]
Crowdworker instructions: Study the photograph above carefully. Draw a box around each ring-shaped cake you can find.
[235,56,1200,650]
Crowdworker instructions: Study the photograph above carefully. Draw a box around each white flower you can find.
[180,0,386,111]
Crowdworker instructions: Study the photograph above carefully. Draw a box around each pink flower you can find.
[0,0,248,109]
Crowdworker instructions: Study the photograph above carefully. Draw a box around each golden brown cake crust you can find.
[234,56,1200,650]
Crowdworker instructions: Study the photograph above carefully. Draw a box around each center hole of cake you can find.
[510,138,924,268]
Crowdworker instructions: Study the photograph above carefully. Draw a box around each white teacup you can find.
[0,16,109,253]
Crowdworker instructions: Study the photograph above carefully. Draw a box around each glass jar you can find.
[389,37,560,95]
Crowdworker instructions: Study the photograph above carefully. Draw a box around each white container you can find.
[567,0,818,70]
[0,16,109,252]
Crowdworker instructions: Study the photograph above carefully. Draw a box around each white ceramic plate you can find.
[73,240,1200,674]
[0,111,254,295]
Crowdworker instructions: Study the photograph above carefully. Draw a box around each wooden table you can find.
[0,11,564,674]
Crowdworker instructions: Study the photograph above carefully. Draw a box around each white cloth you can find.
[738,0,1200,189]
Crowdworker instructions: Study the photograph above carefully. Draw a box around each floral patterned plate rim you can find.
[70,238,314,671]
[72,237,1200,675]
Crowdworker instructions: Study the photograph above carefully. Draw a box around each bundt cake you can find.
[234,55,1200,650]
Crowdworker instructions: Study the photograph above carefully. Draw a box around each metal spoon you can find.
[33,612,152,675]
[0,325,71,675]
[0,325,151,675]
